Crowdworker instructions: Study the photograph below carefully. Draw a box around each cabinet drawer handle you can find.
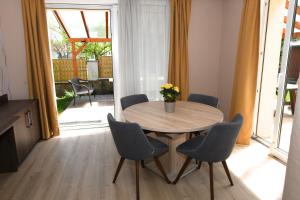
[25,111,32,128]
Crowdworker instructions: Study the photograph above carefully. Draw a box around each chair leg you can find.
[73,95,76,106]
[209,162,214,200]
[173,157,192,184]
[112,157,125,183]
[197,161,202,170]
[154,157,171,184]
[189,132,193,139]
[141,160,145,168]
[135,160,140,200]
[222,161,234,186]
[88,94,92,106]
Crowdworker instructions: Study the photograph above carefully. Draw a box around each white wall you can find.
[0,0,28,99]
[189,0,223,97]
[217,0,243,119]
[189,0,243,119]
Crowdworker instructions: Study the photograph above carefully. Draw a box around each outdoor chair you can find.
[107,113,170,200]
[68,78,95,106]
[173,114,243,200]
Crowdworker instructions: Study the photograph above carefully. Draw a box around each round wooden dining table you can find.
[123,101,224,178]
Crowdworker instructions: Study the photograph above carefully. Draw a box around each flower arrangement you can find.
[160,83,180,102]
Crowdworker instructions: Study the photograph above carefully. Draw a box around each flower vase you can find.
[164,101,175,113]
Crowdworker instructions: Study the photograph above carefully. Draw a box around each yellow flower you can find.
[174,86,179,93]
[161,83,173,89]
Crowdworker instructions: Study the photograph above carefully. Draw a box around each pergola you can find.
[52,9,112,77]
[284,0,300,39]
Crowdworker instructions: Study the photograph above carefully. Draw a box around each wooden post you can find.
[71,42,78,77]
[71,41,87,78]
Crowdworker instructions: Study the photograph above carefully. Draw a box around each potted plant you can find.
[160,83,180,113]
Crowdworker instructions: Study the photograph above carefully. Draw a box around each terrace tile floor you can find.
[58,94,114,131]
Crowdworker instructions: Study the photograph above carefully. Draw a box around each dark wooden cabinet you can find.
[0,127,18,172]
[0,95,41,172]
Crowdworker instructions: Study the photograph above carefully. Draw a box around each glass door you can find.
[255,0,299,162]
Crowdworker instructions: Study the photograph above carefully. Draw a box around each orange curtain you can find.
[21,0,60,139]
[230,0,260,145]
[168,0,192,100]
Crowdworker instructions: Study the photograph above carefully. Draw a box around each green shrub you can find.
[56,90,74,114]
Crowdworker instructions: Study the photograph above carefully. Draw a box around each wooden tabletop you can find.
[123,101,224,133]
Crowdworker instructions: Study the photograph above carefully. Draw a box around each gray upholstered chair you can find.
[107,113,170,200]
[188,93,219,107]
[121,94,152,136]
[188,93,219,139]
[69,78,94,106]
[173,114,243,200]
[120,94,149,110]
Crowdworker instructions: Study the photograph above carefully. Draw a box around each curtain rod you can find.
[45,3,118,10]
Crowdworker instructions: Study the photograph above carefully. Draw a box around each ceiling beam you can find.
[105,11,109,38]
[80,11,90,38]
[53,10,70,38]
[69,38,112,43]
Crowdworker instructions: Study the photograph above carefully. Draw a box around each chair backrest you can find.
[69,78,81,92]
[120,94,149,110]
[188,93,219,108]
[192,114,243,162]
[107,113,154,160]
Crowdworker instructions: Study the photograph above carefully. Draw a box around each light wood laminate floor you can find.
[0,127,285,200]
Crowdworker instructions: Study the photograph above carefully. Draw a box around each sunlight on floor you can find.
[228,141,286,200]
[58,94,114,131]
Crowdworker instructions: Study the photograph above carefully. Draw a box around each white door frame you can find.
[253,0,271,143]
[253,0,298,162]
[270,0,298,162]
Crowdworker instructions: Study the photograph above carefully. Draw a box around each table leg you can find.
[145,133,197,180]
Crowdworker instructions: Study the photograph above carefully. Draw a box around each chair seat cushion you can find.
[77,88,94,95]
[147,136,168,157]
[177,135,206,156]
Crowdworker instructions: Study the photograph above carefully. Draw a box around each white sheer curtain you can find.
[112,0,170,119]
[0,28,10,97]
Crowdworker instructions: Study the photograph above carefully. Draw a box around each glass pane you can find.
[47,10,71,59]
[84,10,110,38]
[256,0,287,143]
[58,10,87,38]
[278,84,295,152]
[277,1,299,153]
[47,10,63,41]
